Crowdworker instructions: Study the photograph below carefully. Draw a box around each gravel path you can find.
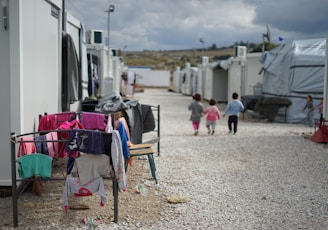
[1,88,328,229]
[134,88,328,230]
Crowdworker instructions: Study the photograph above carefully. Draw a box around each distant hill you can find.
[123,41,278,71]
[124,48,234,71]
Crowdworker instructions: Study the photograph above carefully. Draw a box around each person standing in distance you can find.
[301,94,314,127]
[188,93,204,135]
[222,92,244,135]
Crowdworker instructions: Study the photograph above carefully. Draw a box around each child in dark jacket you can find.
[188,93,204,135]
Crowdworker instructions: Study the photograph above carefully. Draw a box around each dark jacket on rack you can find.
[62,32,81,112]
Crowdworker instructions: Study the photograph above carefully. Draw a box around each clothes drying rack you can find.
[10,129,119,227]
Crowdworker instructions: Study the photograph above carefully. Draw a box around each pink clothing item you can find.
[57,120,83,158]
[45,132,59,158]
[105,116,113,133]
[17,137,37,157]
[38,112,75,131]
[38,114,56,131]
[315,102,323,114]
[204,105,221,121]
[57,120,84,139]
[81,112,106,131]
[192,121,200,131]
[54,112,76,128]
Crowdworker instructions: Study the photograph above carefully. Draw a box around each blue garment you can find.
[224,100,244,116]
[66,157,75,174]
[34,135,48,155]
[117,121,130,159]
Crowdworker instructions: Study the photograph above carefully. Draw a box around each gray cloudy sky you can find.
[65,0,328,51]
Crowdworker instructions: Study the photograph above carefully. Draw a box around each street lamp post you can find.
[106,5,115,48]
[105,4,115,78]
[199,38,205,63]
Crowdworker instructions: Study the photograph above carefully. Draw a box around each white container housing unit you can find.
[0,0,64,185]
[181,63,194,96]
[172,66,182,93]
[201,47,263,103]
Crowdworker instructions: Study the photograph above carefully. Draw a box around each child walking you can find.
[203,98,221,135]
[302,94,314,127]
[188,93,204,135]
[314,98,324,127]
[222,92,244,135]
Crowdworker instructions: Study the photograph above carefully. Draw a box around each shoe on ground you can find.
[211,131,215,135]
[138,156,147,160]
[194,130,198,135]
[227,131,232,134]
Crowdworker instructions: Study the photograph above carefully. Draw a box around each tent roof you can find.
[260,38,326,73]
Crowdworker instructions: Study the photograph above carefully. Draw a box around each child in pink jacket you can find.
[203,98,221,135]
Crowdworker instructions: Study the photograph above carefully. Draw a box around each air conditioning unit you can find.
[111,48,118,57]
[234,46,247,59]
[86,30,104,44]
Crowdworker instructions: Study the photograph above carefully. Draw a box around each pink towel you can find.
[81,112,106,131]
[17,137,37,157]
[46,132,59,158]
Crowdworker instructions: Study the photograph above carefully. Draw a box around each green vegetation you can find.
[121,41,278,71]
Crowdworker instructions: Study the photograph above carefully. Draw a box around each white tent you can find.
[260,38,326,123]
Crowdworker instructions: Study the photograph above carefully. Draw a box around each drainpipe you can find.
[62,0,66,32]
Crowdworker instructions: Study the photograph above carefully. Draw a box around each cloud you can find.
[245,0,328,34]
[65,0,328,51]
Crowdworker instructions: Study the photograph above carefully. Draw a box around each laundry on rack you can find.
[57,120,84,158]
[95,91,127,114]
[115,117,131,143]
[124,101,143,144]
[58,120,84,138]
[66,129,105,154]
[116,120,130,159]
[38,114,56,131]
[11,128,121,226]
[123,102,156,144]
[70,153,111,186]
[17,137,37,157]
[80,112,106,131]
[38,112,76,131]
[34,135,48,155]
[110,130,127,191]
[105,115,113,133]
[45,132,59,158]
[62,177,106,212]
[141,104,156,133]
[17,153,53,179]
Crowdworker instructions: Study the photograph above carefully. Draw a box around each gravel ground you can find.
[1,88,328,229]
